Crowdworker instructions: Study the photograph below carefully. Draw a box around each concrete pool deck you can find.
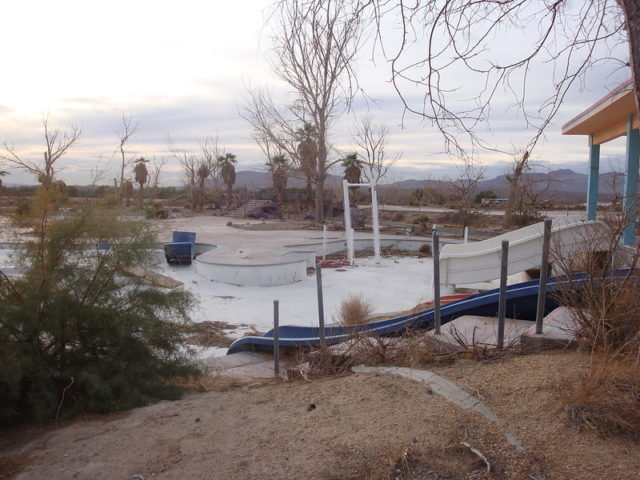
[155,215,457,286]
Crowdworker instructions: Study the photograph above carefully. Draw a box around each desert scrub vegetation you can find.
[418,243,431,255]
[0,188,197,425]
[552,216,640,440]
[338,294,373,326]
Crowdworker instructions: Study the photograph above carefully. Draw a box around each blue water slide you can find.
[226,269,633,354]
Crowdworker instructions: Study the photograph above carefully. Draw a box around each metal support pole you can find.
[535,219,552,334]
[352,229,356,265]
[497,240,509,349]
[316,263,326,345]
[371,180,381,262]
[322,224,327,261]
[342,180,354,263]
[587,136,600,221]
[273,300,280,377]
[432,232,441,334]
[623,114,640,245]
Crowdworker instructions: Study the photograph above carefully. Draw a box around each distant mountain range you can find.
[235,168,623,203]
[7,168,622,204]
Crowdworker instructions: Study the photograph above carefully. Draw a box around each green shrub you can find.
[0,189,197,425]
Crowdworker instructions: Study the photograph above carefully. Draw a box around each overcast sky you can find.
[0,0,631,186]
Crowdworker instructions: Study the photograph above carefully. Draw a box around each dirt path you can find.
[1,351,638,479]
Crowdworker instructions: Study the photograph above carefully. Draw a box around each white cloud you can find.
[0,0,632,186]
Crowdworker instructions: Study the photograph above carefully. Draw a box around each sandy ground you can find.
[2,350,638,480]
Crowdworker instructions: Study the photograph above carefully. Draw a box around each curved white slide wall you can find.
[439,218,610,290]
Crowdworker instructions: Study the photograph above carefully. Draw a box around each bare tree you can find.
[121,180,134,207]
[353,114,399,183]
[296,123,317,204]
[167,136,221,211]
[364,1,632,159]
[249,110,290,162]
[505,150,531,226]
[0,170,8,189]
[0,116,80,187]
[199,136,224,208]
[445,160,485,229]
[116,115,138,194]
[603,157,625,209]
[167,138,198,209]
[147,156,167,201]
[241,88,300,160]
[504,151,553,226]
[244,0,364,221]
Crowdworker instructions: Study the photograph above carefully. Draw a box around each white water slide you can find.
[439,217,610,292]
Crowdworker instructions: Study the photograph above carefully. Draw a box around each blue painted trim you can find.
[587,138,600,221]
[624,114,639,245]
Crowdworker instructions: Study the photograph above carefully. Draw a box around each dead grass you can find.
[185,320,236,348]
[565,276,640,354]
[565,353,640,441]
[552,213,640,441]
[331,439,544,480]
[338,294,374,326]
[341,327,523,369]
[445,324,522,360]
[172,373,264,393]
[337,445,424,480]
[346,332,460,367]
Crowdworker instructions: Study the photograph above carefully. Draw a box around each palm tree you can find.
[196,163,211,210]
[296,123,317,204]
[266,154,289,205]
[342,153,363,205]
[217,153,237,209]
[133,157,149,209]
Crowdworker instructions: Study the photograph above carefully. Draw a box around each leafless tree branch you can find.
[363,0,629,159]
[353,113,399,183]
[0,115,81,187]
[116,114,138,190]
[245,0,365,220]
